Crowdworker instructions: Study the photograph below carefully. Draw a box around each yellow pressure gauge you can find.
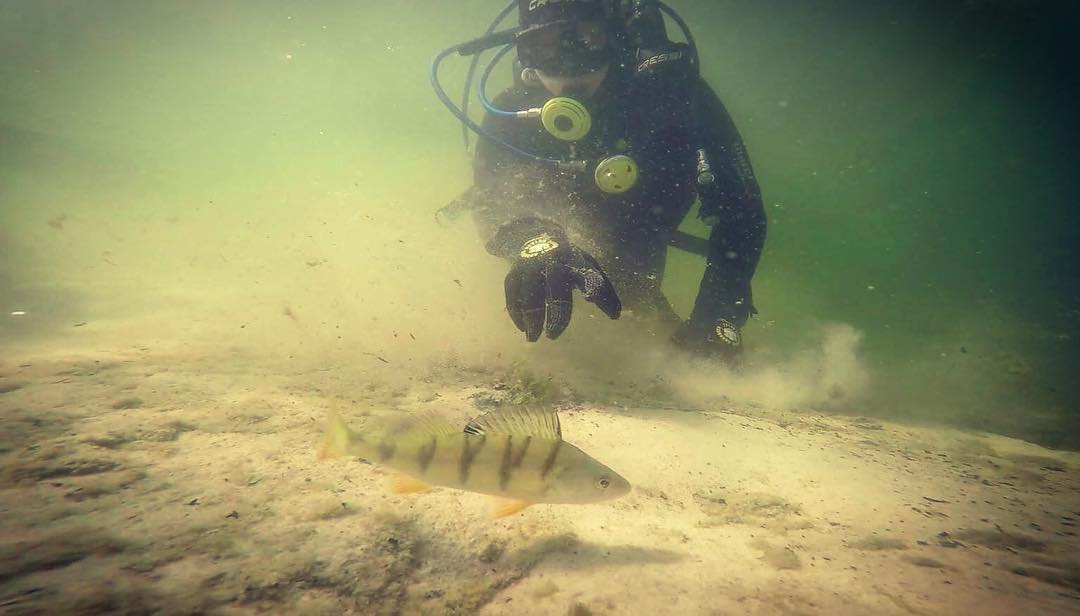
[594,155,639,194]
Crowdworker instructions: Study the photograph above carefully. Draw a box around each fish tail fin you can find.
[319,409,359,460]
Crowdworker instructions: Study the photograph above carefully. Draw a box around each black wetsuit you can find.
[469,65,766,335]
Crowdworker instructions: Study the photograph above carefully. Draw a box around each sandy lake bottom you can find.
[1,339,1078,616]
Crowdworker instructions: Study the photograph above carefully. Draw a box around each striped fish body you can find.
[324,407,630,507]
[379,432,590,503]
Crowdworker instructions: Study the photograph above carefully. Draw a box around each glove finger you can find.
[544,263,574,339]
[504,268,527,332]
[571,250,621,319]
[519,269,547,342]
[577,269,622,319]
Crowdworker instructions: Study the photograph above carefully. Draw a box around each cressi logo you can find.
[636,50,684,72]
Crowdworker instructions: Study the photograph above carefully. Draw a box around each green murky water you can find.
[5,0,1074,444]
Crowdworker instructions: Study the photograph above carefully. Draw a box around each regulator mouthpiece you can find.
[541,97,592,141]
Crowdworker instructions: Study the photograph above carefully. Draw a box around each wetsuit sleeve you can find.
[688,80,768,327]
[468,91,566,259]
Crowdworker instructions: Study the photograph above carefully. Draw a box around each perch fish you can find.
[320,406,630,517]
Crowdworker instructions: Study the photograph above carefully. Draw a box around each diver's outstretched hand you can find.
[504,232,621,341]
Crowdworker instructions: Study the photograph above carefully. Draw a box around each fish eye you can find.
[597,477,610,489]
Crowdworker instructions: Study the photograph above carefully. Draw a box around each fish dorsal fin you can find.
[388,411,458,438]
[464,406,562,440]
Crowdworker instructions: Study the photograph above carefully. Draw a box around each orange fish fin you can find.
[492,498,532,518]
[390,475,432,494]
[316,447,338,461]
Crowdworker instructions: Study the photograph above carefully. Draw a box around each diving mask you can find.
[517,19,611,77]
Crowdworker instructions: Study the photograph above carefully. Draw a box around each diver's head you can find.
[517,0,615,96]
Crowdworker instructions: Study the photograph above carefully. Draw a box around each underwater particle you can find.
[866,285,876,291]
[10,311,26,316]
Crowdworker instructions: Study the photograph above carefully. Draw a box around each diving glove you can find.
[501,229,621,341]
[671,317,743,363]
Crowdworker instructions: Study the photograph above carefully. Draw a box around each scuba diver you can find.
[431,0,766,363]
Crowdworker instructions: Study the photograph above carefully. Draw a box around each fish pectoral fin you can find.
[492,498,532,518]
[390,475,433,494]
[316,447,338,461]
